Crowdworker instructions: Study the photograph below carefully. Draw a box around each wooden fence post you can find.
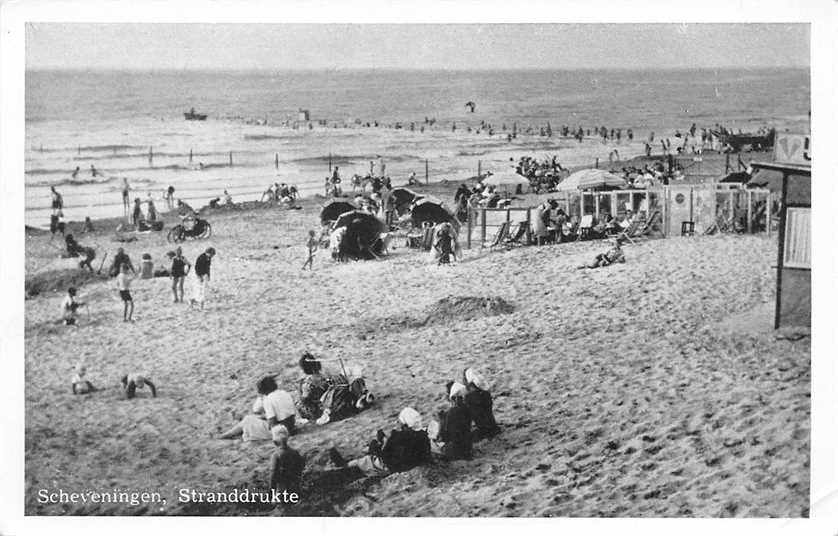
[766,192,772,235]
[747,190,753,233]
[466,207,472,249]
[480,209,486,247]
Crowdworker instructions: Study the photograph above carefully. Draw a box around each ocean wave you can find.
[288,153,380,166]
[244,134,295,141]
[27,175,155,188]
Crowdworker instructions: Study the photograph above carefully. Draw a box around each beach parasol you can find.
[556,169,626,192]
[482,171,530,188]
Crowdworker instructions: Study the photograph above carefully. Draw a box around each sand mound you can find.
[370,296,515,333]
[423,296,515,324]
[25,269,109,298]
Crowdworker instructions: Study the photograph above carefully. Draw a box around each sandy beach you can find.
[23,181,810,517]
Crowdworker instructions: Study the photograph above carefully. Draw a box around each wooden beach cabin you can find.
[750,132,811,329]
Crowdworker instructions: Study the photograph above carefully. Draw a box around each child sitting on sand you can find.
[71,363,96,395]
[577,238,626,269]
[463,368,501,441]
[61,287,85,325]
[269,425,305,496]
[121,373,157,399]
[429,382,472,460]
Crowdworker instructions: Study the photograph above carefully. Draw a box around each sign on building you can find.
[774,133,811,166]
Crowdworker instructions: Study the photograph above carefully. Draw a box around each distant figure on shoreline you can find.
[165,185,175,210]
[71,166,80,179]
[302,230,317,271]
[90,164,98,177]
[50,186,63,215]
[122,178,131,218]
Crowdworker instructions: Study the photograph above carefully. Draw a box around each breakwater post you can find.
[189,149,193,163]
[149,146,153,166]
[275,153,279,170]
[478,160,482,179]
[425,159,429,184]
[229,151,233,167]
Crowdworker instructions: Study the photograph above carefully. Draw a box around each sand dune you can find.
[24,185,809,516]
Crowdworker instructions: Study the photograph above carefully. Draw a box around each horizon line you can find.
[26,65,810,73]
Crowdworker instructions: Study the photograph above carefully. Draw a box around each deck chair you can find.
[577,215,594,240]
[503,220,530,248]
[420,225,435,250]
[626,211,662,242]
[488,221,511,250]
[615,219,642,245]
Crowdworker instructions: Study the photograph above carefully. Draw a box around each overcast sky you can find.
[25,23,809,70]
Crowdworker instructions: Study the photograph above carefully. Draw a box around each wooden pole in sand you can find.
[425,159,429,184]
[747,190,753,233]
[766,191,772,236]
[229,151,233,167]
[275,153,279,170]
[480,209,486,247]
[329,153,332,174]
[466,208,472,249]
[189,149,193,163]
[595,158,599,169]
[149,146,153,166]
[478,160,482,179]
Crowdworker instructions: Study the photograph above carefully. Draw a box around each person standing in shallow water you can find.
[122,178,131,219]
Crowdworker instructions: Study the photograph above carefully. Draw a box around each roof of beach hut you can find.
[746,167,785,192]
[320,200,357,225]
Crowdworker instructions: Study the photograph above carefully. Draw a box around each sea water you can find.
[24,68,810,226]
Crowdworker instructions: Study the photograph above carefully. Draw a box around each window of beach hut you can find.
[615,192,631,218]
[595,193,611,219]
[581,192,596,216]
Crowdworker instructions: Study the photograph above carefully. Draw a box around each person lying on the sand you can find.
[61,287,85,326]
[71,363,96,395]
[463,368,501,441]
[576,238,626,269]
[429,382,472,460]
[219,375,297,440]
[328,407,431,476]
[269,425,304,496]
[64,234,96,272]
[121,373,157,399]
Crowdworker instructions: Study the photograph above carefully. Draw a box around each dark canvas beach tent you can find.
[746,168,785,192]
[410,199,460,231]
[391,187,423,215]
[320,200,357,225]
[333,210,387,260]
[720,171,752,184]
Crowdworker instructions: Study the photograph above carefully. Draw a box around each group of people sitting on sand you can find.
[261,182,299,205]
[215,351,500,495]
[218,352,376,440]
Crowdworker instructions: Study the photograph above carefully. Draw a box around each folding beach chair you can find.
[577,215,594,240]
[488,221,511,250]
[503,220,531,248]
